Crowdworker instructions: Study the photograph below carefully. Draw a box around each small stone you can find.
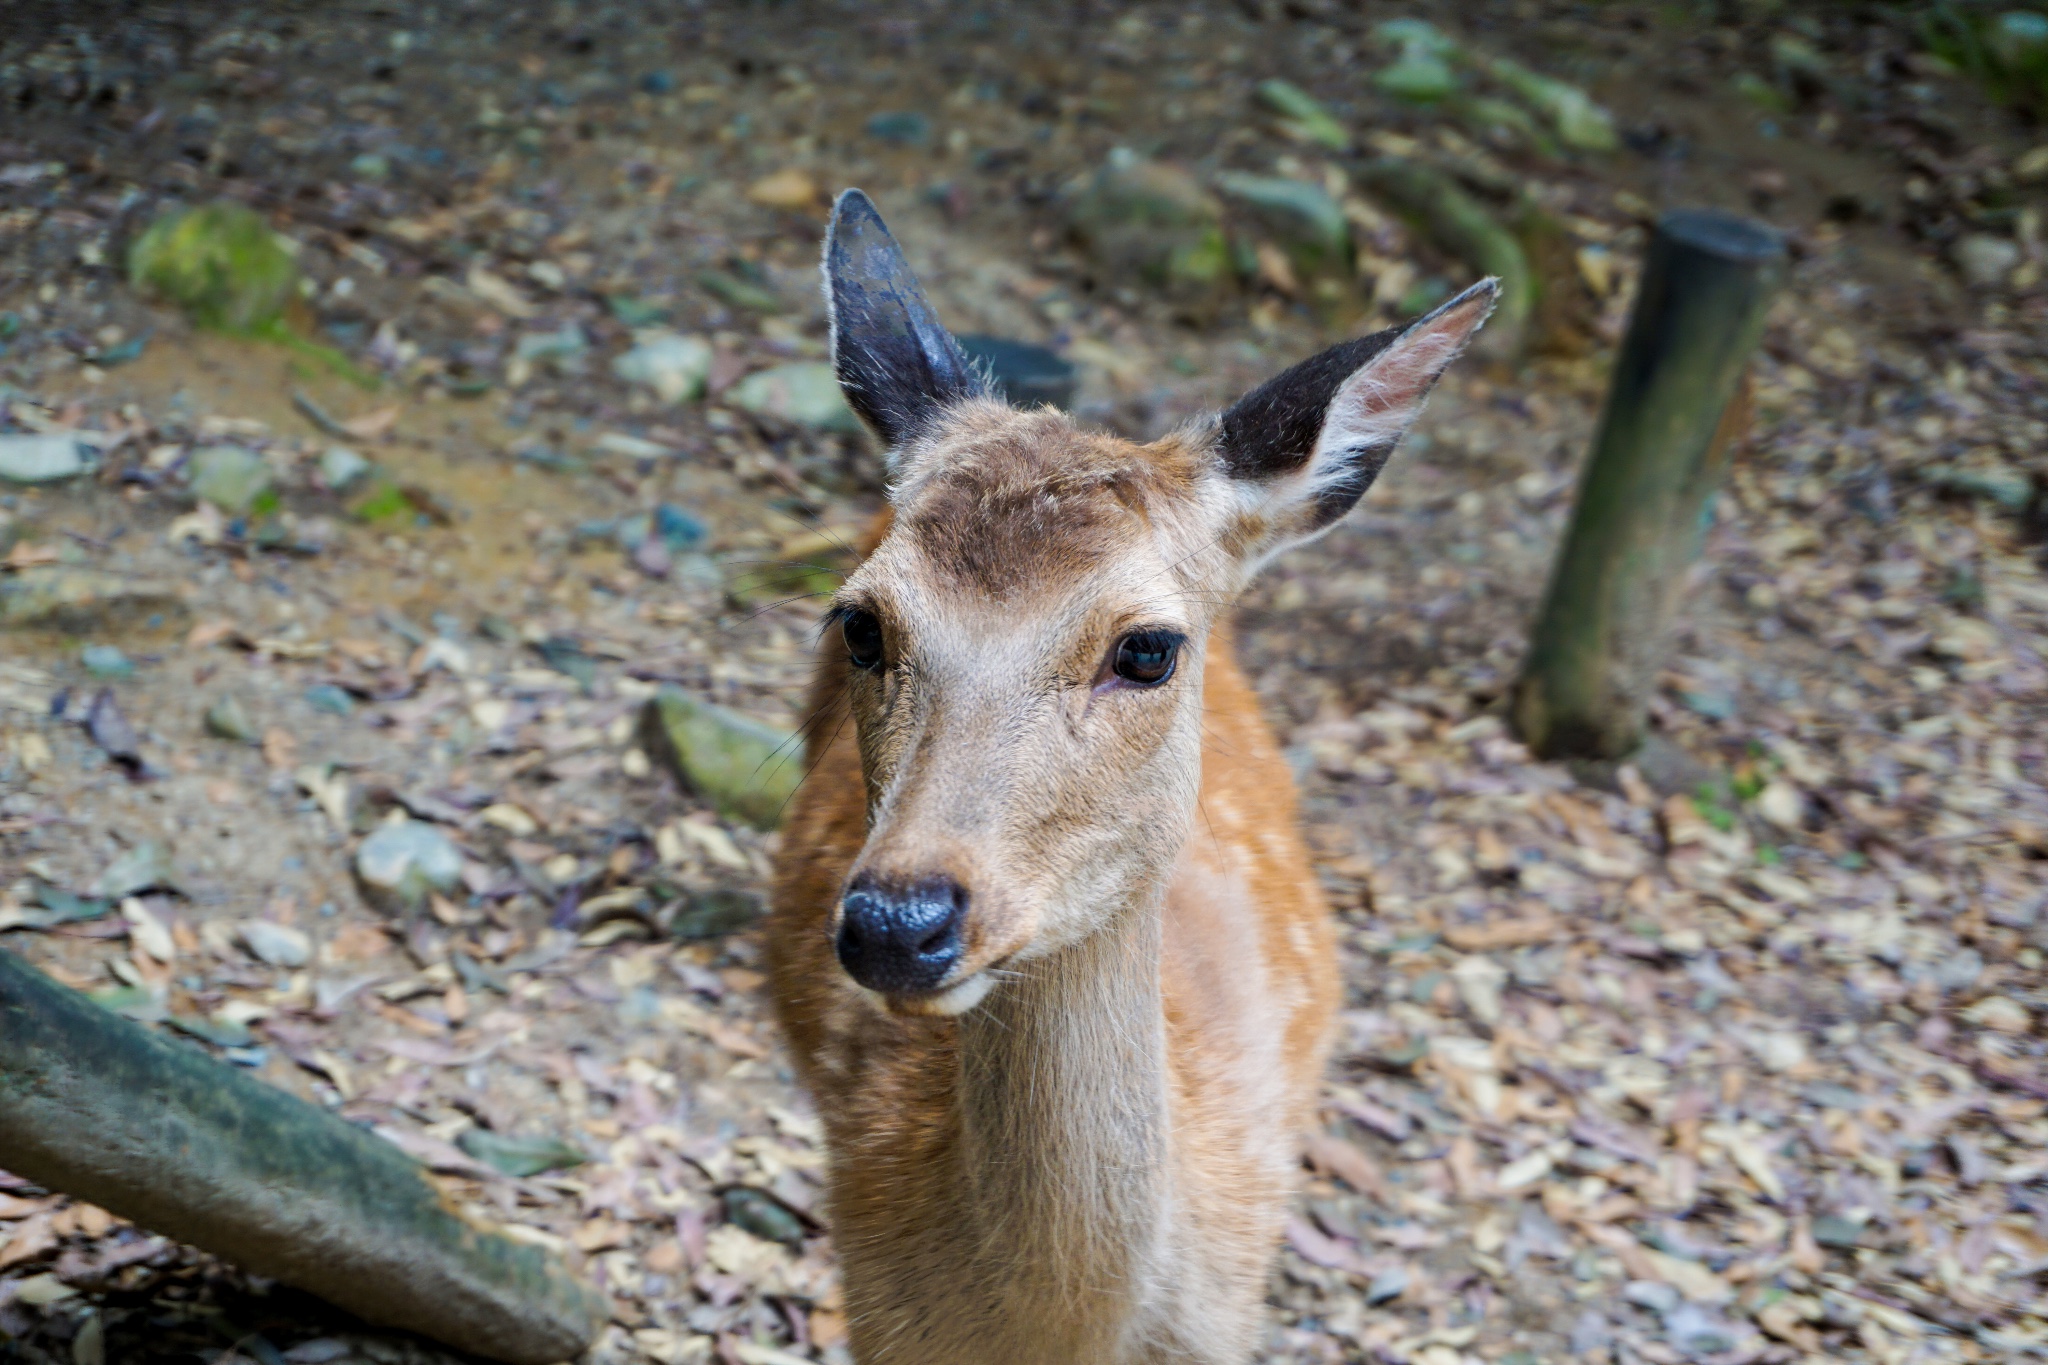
[722,1187,805,1246]
[240,919,312,968]
[1450,953,1507,1023]
[0,433,93,484]
[864,110,931,145]
[1962,994,2031,1033]
[727,362,861,433]
[1065,153,1230,313]
[1216,173,1353,283]
[304,683,355,716]
[1810,1213,1865,1248]
[746,168,820,212]
[1952,234,2022,288]
[457,1128,587,1177]
[205,695,258,742]
[640,686,800,830]
[93,841,177,900]
[353,820,466,913]
[1623,1280,1680,1315]
[319,445,371,491]
[79,644,133,679]
[610,331,714,404]
[1255,80,1348,150]
[1755,780,1805,830]
[1364,1267,1408,1303]
[512,324,589,373]
[187,445,274,515]
[653,503,707,550]
[671,887,765,941]
[0,568,184,632]
[1663,1302,1744,1358]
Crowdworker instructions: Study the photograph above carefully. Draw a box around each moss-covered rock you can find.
[128,202,300,335]
[1066,153,1231,316]
[639,687,800,831]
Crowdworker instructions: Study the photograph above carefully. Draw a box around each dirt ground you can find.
[2,2,2047,1363]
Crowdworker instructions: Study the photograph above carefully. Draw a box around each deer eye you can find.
[841,609,884,671]
[1112,631,1182,687]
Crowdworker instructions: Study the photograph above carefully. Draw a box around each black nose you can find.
[836,874,967,994]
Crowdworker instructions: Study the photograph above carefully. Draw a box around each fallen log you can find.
[0,946,605,1365]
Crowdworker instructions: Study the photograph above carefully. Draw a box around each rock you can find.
[1358,158,1532,353]
[0,433,93,484]
[1663,1303,1745,1357]
[512,325,589,376]
[956,335,1078,410]
[319,445,371,491]
[1255,80,1348,150]
[1485,57,1618,152]
[93,841,178,899]
[671,888,764,941]
[721,1187,805,1246]
[84,688,144,771]
[205,695,258,742]
[727,362,861,433]
[128,201,301,335]
[1374,19,1461,103]
[79,644,133,680]
[457,1129,587,1178]
[353,819,466,913]
[1932,615,2001,662]
[187,445,275,515]
[1755,780,1805,830]
[653,503,707,551]
[1623,1280,1681,1315]
[305,683,355,716]
[696,270,783,313]
[610,332,714,404]
[1065,152,1231,313]
[1364,1267,1408,1304]
[864,111,931,146]
[640,686,801,830]
[1962,994,2031,1033]
[1952,234,2021,288]
[1214,173,1353,283]
[0,568,184,633]
[746,168,820,212]
[240,920,312,968]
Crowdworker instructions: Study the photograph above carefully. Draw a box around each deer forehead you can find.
[875,404,1221,603]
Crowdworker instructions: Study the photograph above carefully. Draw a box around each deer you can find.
[766,189,1495,1365]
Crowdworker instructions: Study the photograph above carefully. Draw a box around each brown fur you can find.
[767,402,1339,1364]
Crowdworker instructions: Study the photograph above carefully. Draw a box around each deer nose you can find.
[836,874,967,994]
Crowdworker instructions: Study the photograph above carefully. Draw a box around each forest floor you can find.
[2,2,2047,1363]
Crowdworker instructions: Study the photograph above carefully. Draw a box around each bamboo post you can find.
[0,947,606,1365]
[1510,209,1785,761]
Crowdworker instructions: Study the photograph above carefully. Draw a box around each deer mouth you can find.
[874,969,998,1018]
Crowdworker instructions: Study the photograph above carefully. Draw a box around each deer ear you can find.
[1218,278,1497,542]
[823,189,986,452]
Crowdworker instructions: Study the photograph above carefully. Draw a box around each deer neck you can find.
[954,886,1173,1336]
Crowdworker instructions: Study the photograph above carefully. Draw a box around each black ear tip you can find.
[1416,276,1500,328]
[829,188,883,237]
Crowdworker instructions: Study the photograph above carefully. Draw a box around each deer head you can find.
[819,189,1493,1016]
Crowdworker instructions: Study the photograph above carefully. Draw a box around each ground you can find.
[1,2,2046,1364]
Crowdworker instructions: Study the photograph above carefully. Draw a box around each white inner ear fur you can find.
[1303,283,1498,502]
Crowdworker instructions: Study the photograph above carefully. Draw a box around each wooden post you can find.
[1511,210,1785,761]
[0,947,606,1365]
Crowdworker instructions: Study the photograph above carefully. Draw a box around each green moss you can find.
[128,202,300,335]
